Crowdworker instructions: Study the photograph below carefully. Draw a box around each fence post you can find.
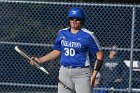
[129,6,136,93]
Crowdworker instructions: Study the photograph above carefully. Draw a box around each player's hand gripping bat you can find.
[14,46,76,93]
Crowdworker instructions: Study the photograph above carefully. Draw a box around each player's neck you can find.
[70,27,81,34]
[71,29,79,34]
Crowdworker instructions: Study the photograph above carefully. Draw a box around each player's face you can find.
[110,45,117,56]
[69,17,82,30]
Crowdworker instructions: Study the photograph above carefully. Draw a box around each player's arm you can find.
[29,31,62,65]
[93,50,103,73]
[90,50,104,86]
[29,50,61,65]
[39,50,61,63]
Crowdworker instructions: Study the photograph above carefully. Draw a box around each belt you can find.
[62,65,89,69]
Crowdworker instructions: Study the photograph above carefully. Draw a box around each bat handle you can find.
[47,74,75,93]
[59,80,76,93]
[30,58,75,92]
[29,57,41,67]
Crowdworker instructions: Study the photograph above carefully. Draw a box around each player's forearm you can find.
[39,50,61,63]
[93,50,104,72]
[92,70,98,78]
[90,51,103,86]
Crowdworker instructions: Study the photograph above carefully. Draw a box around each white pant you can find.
[58,66,92,93]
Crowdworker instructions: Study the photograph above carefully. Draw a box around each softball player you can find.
[29,7,103,93]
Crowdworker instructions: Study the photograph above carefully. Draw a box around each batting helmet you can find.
[68,7,86,20]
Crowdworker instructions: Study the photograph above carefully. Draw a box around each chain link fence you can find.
[0,0,140,93]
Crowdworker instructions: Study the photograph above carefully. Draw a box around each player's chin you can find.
[71,24,81,28]
[71,26,80,30]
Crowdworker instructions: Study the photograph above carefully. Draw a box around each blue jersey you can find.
[53,27,101,67]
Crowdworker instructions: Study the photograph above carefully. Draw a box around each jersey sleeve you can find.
[53,31,61,51]
[87,34,101,54]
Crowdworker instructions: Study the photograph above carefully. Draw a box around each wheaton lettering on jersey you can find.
[61,40,81,48]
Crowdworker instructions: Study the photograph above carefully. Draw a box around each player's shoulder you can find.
[56,27,70,36]
[81,28,94,36]
[59,27,70,32]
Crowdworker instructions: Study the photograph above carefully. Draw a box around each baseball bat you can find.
[14,46,75,93]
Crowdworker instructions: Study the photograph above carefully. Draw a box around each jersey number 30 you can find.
[64,48,75,56]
